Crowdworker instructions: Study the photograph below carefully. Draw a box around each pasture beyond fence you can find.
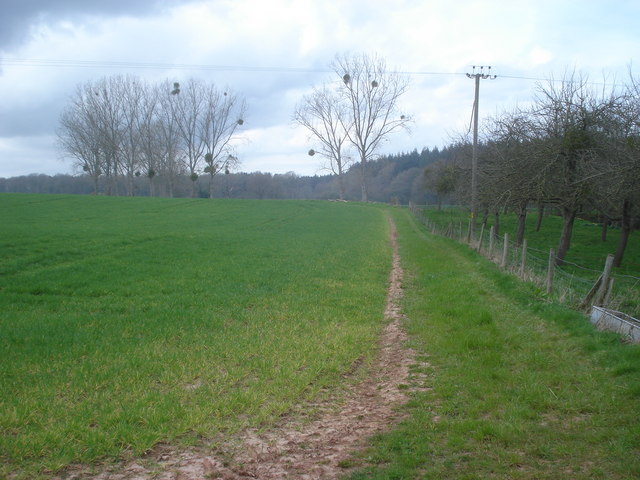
[411,205,640,322]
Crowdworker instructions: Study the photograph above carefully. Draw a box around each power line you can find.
[499,74,547,82]
[0,57,472,77]
[0,57,330,73]
[1,57,630,87]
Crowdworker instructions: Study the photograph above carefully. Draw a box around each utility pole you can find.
[466,65,496,236]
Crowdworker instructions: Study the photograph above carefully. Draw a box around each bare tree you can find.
[610,71,640,266]
[323,53,411,202]
[589,71,640,267]
[483,108,541,246]
[294,85,352,200]
[172,78,208,197]
[58,75,249,199]
[115,75,151,196]
[528,72,605,264]
[91,77,126,196]
[423,160,459,211]
[134,81,162,197]
[58,78,125,195]
[156,81,185,197]
[170,79,246,198]
[58,92,103,194]
[200,85,246,198]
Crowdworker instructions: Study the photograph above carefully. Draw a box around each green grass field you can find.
[418,206,640,274]
[0,194,391,478]
[417,206,640,316]
[1,195,639,479]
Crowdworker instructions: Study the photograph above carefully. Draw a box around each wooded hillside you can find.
[0,147,447,203]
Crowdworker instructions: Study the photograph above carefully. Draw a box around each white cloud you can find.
[0,135,69,178]
[241,124,317,174]
[528,47,553,67]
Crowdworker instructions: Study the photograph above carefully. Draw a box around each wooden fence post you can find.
[488,225,495,258]
[546,248,555,295]
[519,239,527,278]
[603,278,615,307]
[594,254,615,307]
[477,223,485,252]
[580,254,615,310]
[501,233,509,268]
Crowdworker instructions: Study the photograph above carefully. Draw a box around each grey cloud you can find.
[0,0,185,49]
[0,98,65,137]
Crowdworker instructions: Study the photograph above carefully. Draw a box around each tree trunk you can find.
[126,167,135,197]
[556,207,577,265]
[481,209,489,229]
[493,210,500,239]
[613,199,631,268]
[515,200,528,247]
[535,201,544,232]
[360,159,368,202]
[601,215,608,242]
[106,157,115,195]
[189,170,198,198]
[167,173,174,198]
[337,171,345,201]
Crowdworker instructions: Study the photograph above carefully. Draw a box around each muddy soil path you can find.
[60,216,425,480]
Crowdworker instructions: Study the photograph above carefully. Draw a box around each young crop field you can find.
[1,194,639,479]
[0,194,391,478]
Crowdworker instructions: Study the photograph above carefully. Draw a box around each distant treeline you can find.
[0,147,449,204]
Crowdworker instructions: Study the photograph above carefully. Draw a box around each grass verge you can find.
[347,208,640,479]
[417,206,640,316]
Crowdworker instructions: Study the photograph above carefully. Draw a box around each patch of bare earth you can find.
[57,217,427,480]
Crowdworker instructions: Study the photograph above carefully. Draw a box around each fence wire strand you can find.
[411,206,639,318]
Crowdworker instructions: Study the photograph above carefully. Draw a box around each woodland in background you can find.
[0,147,444,204]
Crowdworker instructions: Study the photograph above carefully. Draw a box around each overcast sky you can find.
[0,0,638,178]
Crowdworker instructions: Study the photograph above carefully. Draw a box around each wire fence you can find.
[410,206,640,319]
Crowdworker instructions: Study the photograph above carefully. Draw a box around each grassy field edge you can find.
[346,207,640,479]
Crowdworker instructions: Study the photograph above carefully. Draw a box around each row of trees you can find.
[425,70,640,267]
[58,76,246,198]
[58,52,411,202]
[3,148,443,203]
